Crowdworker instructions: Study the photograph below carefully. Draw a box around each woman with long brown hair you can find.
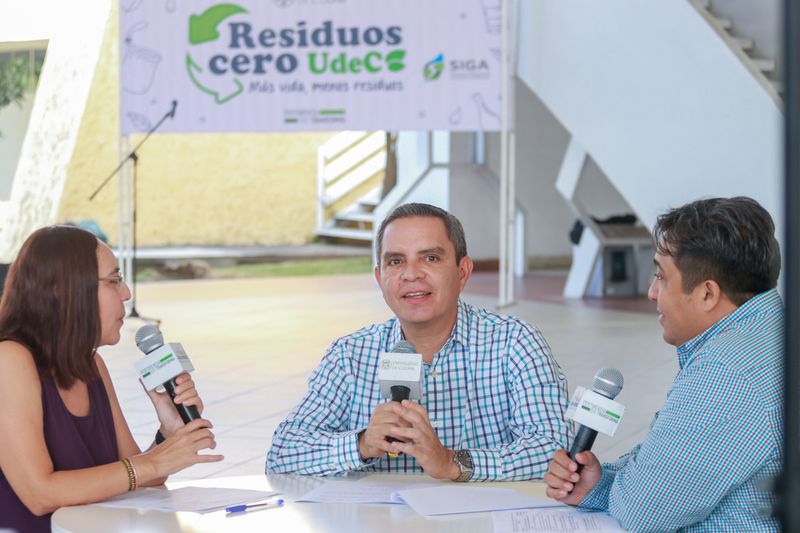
[0,226,223,532]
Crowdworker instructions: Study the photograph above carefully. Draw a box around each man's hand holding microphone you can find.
[357,341,462,480]
[545,368,624,504]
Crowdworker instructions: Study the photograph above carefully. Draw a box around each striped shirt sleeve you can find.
[266,340,376,475]
[580,361,772,531]
[469,324,571,481]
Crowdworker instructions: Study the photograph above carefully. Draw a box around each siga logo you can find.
[186,3,248,104]
[423,53,444,81]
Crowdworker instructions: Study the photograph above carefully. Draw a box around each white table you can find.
[51,473,552,532]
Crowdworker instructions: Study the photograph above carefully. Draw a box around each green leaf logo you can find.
[385,50,406,73]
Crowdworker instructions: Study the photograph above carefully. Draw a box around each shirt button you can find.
[429,370,438,378]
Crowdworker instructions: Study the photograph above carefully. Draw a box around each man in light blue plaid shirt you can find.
[545,197,782,531]
[267,203,570,481]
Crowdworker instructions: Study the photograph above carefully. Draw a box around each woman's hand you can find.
[142,373,204,438]
[134,418,224,483]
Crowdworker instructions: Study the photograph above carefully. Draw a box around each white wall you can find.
[511,80,574,260]
[0,89,35,200]
[448,133,500,261]
[453,78,637,264]
[0,0,111,262]
[373,131,451,255]
[575,157,634,221]
[518,0,783,240]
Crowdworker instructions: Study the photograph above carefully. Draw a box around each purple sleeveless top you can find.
[0,366,118,533]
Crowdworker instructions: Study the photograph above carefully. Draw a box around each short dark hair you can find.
[0,225,101,389]
[653,196,780,305]
[375,203,468,266]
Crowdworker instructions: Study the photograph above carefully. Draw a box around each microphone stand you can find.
[88,101,177,324]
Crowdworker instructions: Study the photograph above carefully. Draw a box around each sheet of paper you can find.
[296,480,436,504]
[492,508,624,533]
[96,486,280,513]
[392,486,565,516]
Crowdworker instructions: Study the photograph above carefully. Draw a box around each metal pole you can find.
[779,0,800,528]
[117,135,126,282]
[507,0,519,301]
[128,153,142,318]
[498,0,511,308]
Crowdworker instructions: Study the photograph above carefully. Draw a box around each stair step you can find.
[334,208,375,230]
[752,58,775,73]
[358,190,381,211]
[337,211,375,224]
[323,151,386,206]
[714,17,732,30]
[334,220,374,231]
[771,79,784,94]
[732,36,754,51]
[316,227,373,242]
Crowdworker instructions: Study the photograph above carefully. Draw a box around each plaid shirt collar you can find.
[677,288,782,369]
[387,299,471,355]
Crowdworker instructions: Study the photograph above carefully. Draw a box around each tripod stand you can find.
[89,101,177,323]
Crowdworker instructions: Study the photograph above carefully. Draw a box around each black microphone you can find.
[390,385,411,402]
[378,340,418,452]
[135,325,200,424]
[569,368,624,462]
[168,100,178,119]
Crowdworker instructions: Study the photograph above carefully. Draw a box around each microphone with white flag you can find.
[377,340,422,453]
[568,368,625,463]
[378,340,422,403]
[134,324,199,424]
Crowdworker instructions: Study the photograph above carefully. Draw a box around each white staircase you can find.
[316,188,382,243]
[315,130,386,244]
[518,0,783,297]
[556,139,654,298]
[691,0,782,100]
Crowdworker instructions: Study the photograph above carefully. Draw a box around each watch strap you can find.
[453,449,474,482]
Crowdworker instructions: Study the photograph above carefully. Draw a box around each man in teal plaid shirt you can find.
[545,197,782,532]
[267,203,570,481]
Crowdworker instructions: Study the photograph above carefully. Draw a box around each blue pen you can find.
[226,498,285,513]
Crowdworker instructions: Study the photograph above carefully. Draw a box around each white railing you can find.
[316,130,386,229]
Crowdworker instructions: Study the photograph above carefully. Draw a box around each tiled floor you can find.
[100,273,676,482]
[468,270,658,314]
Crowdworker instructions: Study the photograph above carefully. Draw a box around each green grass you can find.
[212,256,373,279]
[134,257,373,282]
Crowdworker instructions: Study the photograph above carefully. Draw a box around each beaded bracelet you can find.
[120,457,138,491]
[128,457,139,489]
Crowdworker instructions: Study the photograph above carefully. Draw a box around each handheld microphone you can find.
[377,340,421,453]
[569,368,624,462]
[378,340,421,401]
[168,100,178,119]
[134,324,199,424]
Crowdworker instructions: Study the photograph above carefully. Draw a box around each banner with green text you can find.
[120,0,503,133]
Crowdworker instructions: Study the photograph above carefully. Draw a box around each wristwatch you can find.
[453,449,474,482]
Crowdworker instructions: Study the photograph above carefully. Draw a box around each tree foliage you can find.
[0,53,44,137]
